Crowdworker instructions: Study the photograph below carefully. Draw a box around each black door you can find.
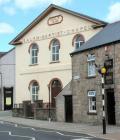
[65,95,73,122]
[106,89,116,125]
[4,87,13,110]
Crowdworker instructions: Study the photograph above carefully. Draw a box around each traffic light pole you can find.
[101,74,106,134]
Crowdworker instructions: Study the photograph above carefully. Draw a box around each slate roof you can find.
[0,52,6,58]
[9,4,107,45]
[71,21,120,55]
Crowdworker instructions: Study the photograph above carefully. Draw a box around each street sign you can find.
[104,59,113,84]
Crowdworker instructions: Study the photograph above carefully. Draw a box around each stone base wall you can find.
[34,108,56,121]
[12,108,24,117]
[12,108,56,121]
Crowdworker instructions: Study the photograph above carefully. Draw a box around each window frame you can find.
[87,54,96,77]
[88,90,97,113]
[30,82,39,103]
[50,39,60,62]
[30,43,39,65]
[73,34,85,50]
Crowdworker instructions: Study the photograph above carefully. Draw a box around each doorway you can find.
[65,95,73,122]
[4,87,13,110]
[106,89,116,125]
[51,79,62,108]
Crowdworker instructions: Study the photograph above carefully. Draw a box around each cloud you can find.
[3,7,16,15]
[0,22,14,34]
[0,0,71,11]
[106,2,120,22]
[0,0,10,5]
[14,0,71,10]
[49,0,71,5]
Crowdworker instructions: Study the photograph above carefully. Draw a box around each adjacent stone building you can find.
[10,4,106,108]
[0,52,6,58]
[68,21,120,125]
[0,48,15,110]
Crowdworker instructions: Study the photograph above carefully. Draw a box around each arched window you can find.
[73,34,85,50]
[30,43,39,65]
[30,81,39,102]
[50,39,60,62]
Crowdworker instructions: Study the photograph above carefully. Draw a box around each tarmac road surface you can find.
[0,121,107,140]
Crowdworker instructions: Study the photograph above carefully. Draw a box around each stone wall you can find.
[12,107,56,121]
[71,43,120,125]
[114,43,120,125]
[34,108,56,121]
[56,82,72,122]
[12,108,24,117]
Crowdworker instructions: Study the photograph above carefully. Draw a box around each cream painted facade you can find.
[12,5,106,105]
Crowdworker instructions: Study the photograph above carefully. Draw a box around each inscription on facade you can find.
[22,25,93,44]
[48,15,63,25]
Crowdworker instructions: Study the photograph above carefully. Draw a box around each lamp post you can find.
[101,67,107,134]
[0,72,3,110]
[48,85,51,122]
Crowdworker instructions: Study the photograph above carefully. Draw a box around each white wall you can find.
[15,8,103,104]
[0,48,15,110]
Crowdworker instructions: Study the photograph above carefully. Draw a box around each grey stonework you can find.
[12,108,24,118]
[12,108,56,121]
[72,43,120,125]
[56,43,120,125]
[34,108,56,121]
[56,82,72,122]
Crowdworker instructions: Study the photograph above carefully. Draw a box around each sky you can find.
[0,0,120,52]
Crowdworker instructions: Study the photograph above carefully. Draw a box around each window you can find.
[30,81,39,102]
[73,34,84,50]
[30,43,38,65]
[50,39,60,62]
[87,54,96,77]
[88,91,96,113]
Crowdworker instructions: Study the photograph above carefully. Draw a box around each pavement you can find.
[0,111,120,140]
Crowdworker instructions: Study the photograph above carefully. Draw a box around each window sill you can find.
[49,61,60,64]
[87,112,97,115]
[29,64,39,66]
[87,75,96,79]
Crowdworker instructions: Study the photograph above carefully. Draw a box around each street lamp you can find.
[0,72,3,110]
[101,67,107,134]
[48,85,51,122]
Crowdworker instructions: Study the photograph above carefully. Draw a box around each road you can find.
[0,121,106,140]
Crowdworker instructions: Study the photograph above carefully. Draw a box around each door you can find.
[51,80,62,108]
[4,87,13,110]
[65,95,73,122]
[106,89,116,125]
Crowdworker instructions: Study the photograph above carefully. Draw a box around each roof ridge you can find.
[49,4,107,24]
[9,4,107,45]
[109,20,120,25]
[0,48,15,58]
